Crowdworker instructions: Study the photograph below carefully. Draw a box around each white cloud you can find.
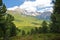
[38,7,53,13]
[7,0,53,12]
[7,6,18,10]
[19,0,53,12]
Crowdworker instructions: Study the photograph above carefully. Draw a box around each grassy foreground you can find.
[9,34,60,40]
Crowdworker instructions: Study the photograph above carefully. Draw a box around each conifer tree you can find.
[50,0,60,33]
[34,27,38,34]
[22,30,25,35]
[0,0,17,40]
[0,0,2,6]
[41,21,48,33]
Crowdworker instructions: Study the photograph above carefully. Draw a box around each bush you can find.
[21,30,25,35]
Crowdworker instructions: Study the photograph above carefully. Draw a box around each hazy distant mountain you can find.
[36,11,52,20]
[8,7,42,16]
[7,8,52,20]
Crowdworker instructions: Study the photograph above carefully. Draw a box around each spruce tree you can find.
[22,30,25,35]
[34,27,38,34]
[0,0,17,40]
[0,0,7,39]
[50,0,60,33]
[41,21,48,33]
[0,0,2,6]
[10,22,17,37]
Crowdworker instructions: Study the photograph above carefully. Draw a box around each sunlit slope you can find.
[7,11,43,27]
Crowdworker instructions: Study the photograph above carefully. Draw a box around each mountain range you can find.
[7,7,52,20]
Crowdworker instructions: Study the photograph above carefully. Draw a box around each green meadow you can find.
[7,11,44,32]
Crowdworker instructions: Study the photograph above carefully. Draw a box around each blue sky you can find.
[3,0,36,8]
[3,0,25,8]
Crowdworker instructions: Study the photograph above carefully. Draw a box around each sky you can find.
[3,0,36,8]
[3,0,54,12]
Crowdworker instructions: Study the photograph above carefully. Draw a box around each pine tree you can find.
[22,30,25,35]
[34,27,38,34]
[0,0,7,39]
[50,0,60,33]
[10,22,17,37]
[41,21,48,33]
[0,0,17,40]
[38,27,42,33]
[0,0,2,6]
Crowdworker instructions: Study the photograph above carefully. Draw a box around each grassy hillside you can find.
[7,11,44,32]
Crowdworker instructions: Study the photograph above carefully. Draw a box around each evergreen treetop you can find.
[0,0,2,6]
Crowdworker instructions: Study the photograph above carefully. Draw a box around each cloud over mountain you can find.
[7,0,53,12]
[20,0,53,12]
